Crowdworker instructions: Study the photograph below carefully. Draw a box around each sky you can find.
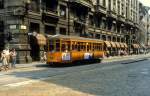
[139,0,150,7]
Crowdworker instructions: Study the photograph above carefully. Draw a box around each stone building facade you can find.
[0,0,141,63]
[138,3,150,51]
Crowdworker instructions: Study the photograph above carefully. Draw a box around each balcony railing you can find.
[45,7,58,14]
[96,5,107,14]
[42,7,59,18]
[69,0,92,8]
[74,17,86,24]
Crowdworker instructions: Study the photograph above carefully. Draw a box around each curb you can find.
[102,54,150,63]
[6,54,150,69]
[15,63,46,69]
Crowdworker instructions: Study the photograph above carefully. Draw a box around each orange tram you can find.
[46,35,105,64]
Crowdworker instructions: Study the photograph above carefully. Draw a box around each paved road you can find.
[0,58,150,96]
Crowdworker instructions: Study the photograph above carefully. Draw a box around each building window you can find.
[108,0,111,10]
[113,0,116,11]
[28,0,40,12]
[103,0,106,7]
[102,35,106,40]
[30,22,40,33]
[89,15,94,26]
[96,34,101,39]
[0,0,4,9]
[60,5,66,19]
[101,19,106,29]
[121,3,124,16]
[60,28,66,35]
[45,26,56,35]
[118,1,120,15]
[43,0,57,13]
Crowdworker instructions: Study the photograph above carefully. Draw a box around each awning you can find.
[115,42,120,48]
[123,43,128,48]
[110,42,116,48]
[104,41,111,47]
[36,34,47,46]
[120,43,125,48]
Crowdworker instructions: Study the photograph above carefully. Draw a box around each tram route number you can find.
[62,52,71,61]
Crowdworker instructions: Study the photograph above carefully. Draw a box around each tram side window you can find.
[72,42,78,51]
[80,43,86,51]
[67,42,71,51]
[87,43,92,51]
[55,40,60,51]
[93,43,96,51]
[49,45,54,52]
[61,43,70,52]
[49,40,54,52]
[61,44,66,52]
[94,43,97,51]
[98,44,100,51]
[49,40,55,52]
[99,43,102,51]
[96,43,99,51]
[56,42,60,51]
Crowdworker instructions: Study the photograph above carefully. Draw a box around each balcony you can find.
[74,17,86,24]
[69,0,92,8]
[107,10,117,19]
[125,18,134,26]
[134,23,139,28]
[96,5,107,15]
[6,0,24,7]
[117,15,125,22]
[43,7,59,18]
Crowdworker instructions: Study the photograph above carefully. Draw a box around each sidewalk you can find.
[102,53,150,63]
[1,53,150,70]
[15,62,45,69]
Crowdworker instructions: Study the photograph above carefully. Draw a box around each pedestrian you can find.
[106,50,110,57]
[41,51,47,63]
[5,48,11,69]
[10,48,17,68]
[0,49,9,70]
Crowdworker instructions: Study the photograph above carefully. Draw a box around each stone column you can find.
[4,0,32,63]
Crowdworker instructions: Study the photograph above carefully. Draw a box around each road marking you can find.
[0,74,5,76]
[141,71,149,75]
[3,77,49,87]
[3,80,40,87]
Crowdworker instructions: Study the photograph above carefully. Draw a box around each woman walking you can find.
[1,49,8,70]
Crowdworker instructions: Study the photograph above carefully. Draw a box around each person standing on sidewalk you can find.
[0,48,9,70]
[10,48,17,68]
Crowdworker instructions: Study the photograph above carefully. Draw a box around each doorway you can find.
[29,22,40,61]
[0,21,4,51]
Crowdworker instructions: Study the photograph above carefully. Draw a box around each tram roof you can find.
[47,34,103,42]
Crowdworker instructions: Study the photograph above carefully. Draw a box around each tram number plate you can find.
[62,53,71,61]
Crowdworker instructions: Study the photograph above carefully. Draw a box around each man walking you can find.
[10,48,17,68]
